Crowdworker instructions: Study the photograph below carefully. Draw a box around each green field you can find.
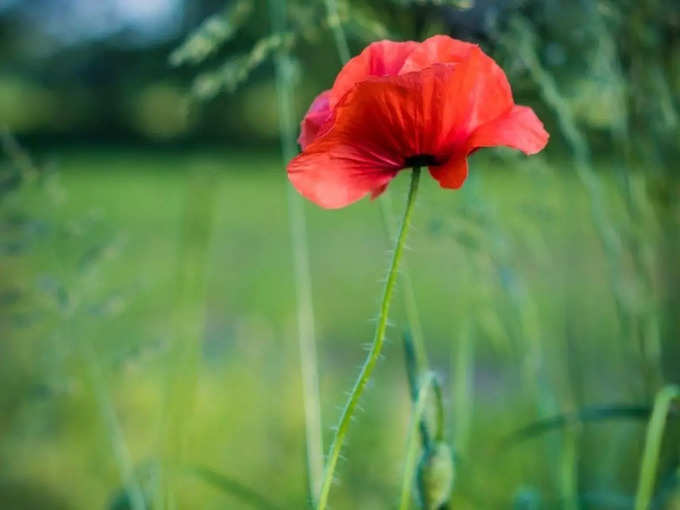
[1,147,676,509]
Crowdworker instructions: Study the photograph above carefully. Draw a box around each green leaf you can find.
[502,404,678,447]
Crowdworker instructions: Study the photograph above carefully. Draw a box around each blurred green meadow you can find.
[2,0,680,508]
[2,145,677,509]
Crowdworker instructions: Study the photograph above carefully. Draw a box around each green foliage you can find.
[2,0,680,508]
[189,32,295,99]
[170,0,254,67]
[1,147,678,508]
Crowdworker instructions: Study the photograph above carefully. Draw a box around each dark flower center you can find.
[404,154,439,167]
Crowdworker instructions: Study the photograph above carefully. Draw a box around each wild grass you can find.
[2,146,677,508]
[1,1,678,507]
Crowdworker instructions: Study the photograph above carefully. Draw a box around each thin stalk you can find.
[80,337,147,510]
[560,422,580,510]
[399,372,436,510]
[323,0,429,374]
[157,168,217,510]
[379,194,428,373]
[510,16,664,401]
[431,376,445,443]
[269,0,324,503]
[323,0,350,64]
[183,465,285,510]
[22,141,146,510]
[634,385,680,510]
[316,167,422,510]
[403,334,442,447]
[60,286,146,510]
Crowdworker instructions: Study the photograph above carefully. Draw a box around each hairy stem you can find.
[324,0,430,377]
[379,194,429,373]
[317,168,422,510]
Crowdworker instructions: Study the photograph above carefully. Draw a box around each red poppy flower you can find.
[287,35,549,209]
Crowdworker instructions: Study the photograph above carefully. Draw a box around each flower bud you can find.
[417,441,455,509]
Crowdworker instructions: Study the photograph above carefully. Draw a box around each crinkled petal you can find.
[329,40,419,107]
[288,148,398,209]
[298,90,332,149]
[433,46,515,150]
[466,105,549,154]
[290,42,548,207]
[400,35,477,74]
[290,67,460,208]
[428,155,468,189]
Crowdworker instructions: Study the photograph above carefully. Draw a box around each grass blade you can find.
[634,385,680,510]
[184,465,284,510]
[399,373,436,510]
[269,0,324,504]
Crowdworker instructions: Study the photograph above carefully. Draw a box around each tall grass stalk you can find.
[269,0,324,503]
[559,422,580,510]
[3,132,147,510]
[399,372,436,510]
[634,385,680,510]
[455,170,560,494]
[62,272,146,510]
[156,167,217,510]
[323,0,350,65]
[317,167,422,510]
[508,19,622,502]
[79,337,147,510]
[509,17,666,399]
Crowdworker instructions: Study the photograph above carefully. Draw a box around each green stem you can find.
[322,0,429,406]
[323,0,350,64]
[157,168,217,510]
[316,167,422,510]
[399,372,435,510]
[560,421,580,510]
[431,377,445,443]
[379,194,429,374]
[323,0,430,379]
[80,338,147,510]
[269,0,324,503]
[634,385,680,510]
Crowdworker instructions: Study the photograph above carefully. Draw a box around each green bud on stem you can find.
[417,441,455,510]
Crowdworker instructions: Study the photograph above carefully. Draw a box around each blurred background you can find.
[1,0,679,508]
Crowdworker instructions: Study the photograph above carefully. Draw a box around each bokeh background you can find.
[1,0,679,508]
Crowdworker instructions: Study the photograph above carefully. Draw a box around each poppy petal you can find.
[298,90,332,149]
[467,105,549,155]
[400,35,476,74]
[370,183,389,200]
[435,46,515,147]
[288,147,399,209]
[428,155,469,189]
[329,40,419,106]
[290,68,454,208]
